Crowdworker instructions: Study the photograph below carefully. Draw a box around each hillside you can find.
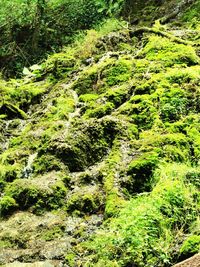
[0,1,200,266]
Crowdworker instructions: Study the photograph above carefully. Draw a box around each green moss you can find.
[42,53,77,79]
[83,163,199,266]
[180,235,200,258]
[66,186,104,215]
[45,117,122,172]
[105,84,131,107]
[120,94,157,129]
[102,143,127,217]
[0,163,21,183]
[5,180,43,210]
[166,66,200,84]
[48,181,67,210]
[65,252,77,267]
[105,190,126,218]
[84,101,115,118]
[185,168,200,188]
[186,124,200,164]
[182,1,200,26]
[103,58,133,86]
[0,230,29,249]
[3,177,67,214]
[79,93,99,103]
[41,225,65,241]
[80,84,131,119]
[33,154,68,174]
[138,131,190,162]
[158,87,187,122]
[0,14,200,266]
[45,95,75,120]
[141,35,199,67]
[0,196,18,216]
[127,152,159,193]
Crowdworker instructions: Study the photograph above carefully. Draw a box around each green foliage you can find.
[0,0,125,76]
[83,163,199,266]
[182,1,200,27]
[185,168,200,188]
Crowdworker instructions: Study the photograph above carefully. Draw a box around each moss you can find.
[0,163,21,183]
[180,235,200,259]
[42,52,77,79]
[65,252,77,267]
[8,80,52,111]
[45,117,122,172]
[186,125,200,164]
[0,230,29,249]
[3,177,67,214]
[162,144,189,162]
[182,1,200,26]
[0,196,18,217]
[105,83,132,107]
[0,13,200,266]
[33,154,68,174]
[102,143,127,217]
[84,101,115,119]
[83,163,199,266]
[81,84,132,119]
[165,66,200,84]
[138,131,190,162]
[66,186,104,215]
[127,152,159,193]
[103,58,133,86]
[105,190,126,218]
[158,87,187,122]
[120,94,157,129]
[5,180,43,210]
[41,224,65,241]
[79,93,99,103]
[141,35,199,67]
[48,181,67,210]
[185,169,200,188]
[45,95,75,120]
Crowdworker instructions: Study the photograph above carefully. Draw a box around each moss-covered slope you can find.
[0,7,200,267]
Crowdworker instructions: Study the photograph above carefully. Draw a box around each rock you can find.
[2,261,61,267]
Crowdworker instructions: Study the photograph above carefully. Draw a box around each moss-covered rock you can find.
[0,196,18,217]
[66,186,104,215]
[126,151,159,193]
[2,173,67,215]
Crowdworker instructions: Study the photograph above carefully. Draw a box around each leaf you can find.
[22,67,32,76]
[30,64,42,71]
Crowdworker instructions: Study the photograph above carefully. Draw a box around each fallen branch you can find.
[129,26,199,46]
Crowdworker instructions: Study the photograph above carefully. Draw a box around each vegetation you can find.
[0,0,200,266]
[0,0,126,77]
